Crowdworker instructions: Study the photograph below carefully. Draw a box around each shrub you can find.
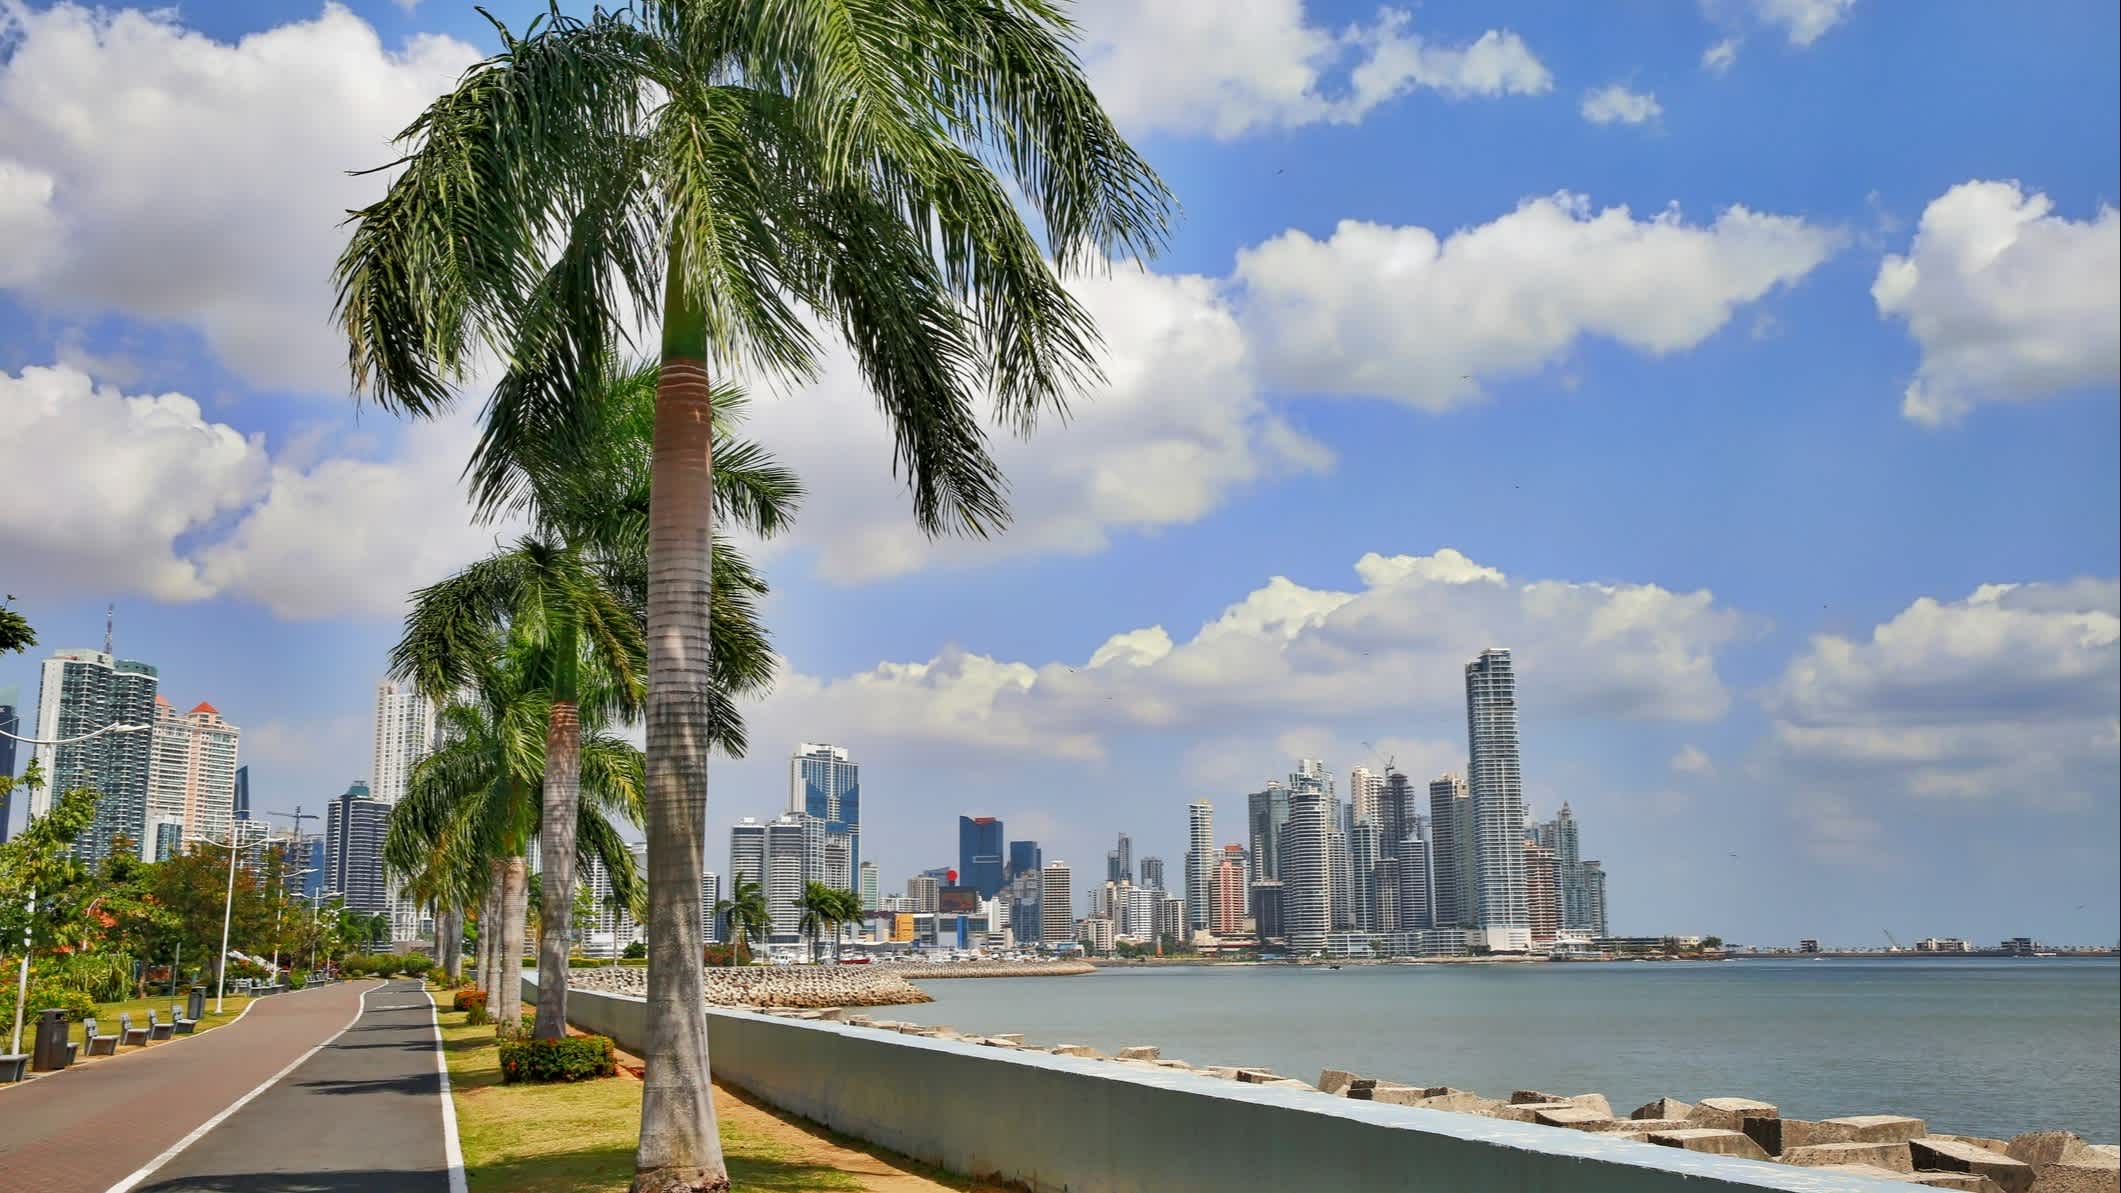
[493,1013,537,1041]
[452,988,488,1014]
[286,972,307,991]
[398,955,434,978]
[621,941,646,959]
[498,1034,617,1083]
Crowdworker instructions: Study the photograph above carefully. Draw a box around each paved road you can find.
[0,979,458,1193]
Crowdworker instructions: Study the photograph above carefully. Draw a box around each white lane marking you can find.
[424,988,471,1193]
[101,980,385,1193]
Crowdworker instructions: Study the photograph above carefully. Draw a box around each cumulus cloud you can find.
[1765,579,2121,809]
[1580,84,1663,126]
[0,2,480,393]
[738,264,1332,583]
[1670,744,1714,774]
[1872,180,2119,426]
[744,548,1753,763]
[1073,0,1549,139]
[0,361,503,619]
[1752,0,1857,46]
[1235,194,1838,409]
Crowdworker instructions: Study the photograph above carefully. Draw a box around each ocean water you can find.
[886,957,2121,1141]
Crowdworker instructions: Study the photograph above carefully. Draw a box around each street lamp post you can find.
[271,869,317,979]
[186,826,287,1014]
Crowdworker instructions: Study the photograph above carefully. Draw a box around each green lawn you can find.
[439,1012,865,1193]
[68,991,254,1048]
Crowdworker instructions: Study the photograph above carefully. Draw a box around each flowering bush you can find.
[498,1034,617,1083]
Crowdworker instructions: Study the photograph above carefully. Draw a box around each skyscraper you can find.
[1107,832,1132,884]
[1211,844,1247,936]
[729,817,767,892]
[1137,855,1164,891]
[233,763,250,822]
[905,874,940,914]
[324,780,390,916]
[1183,800,1214,931]
[370,680,436,805]
[858,861,880,912]
[1348,820,1381,932]
[1328,821,1353,931]
[1396,832,1435,931]
[790,742,860,880]
[1581,860,1609,937]
[1248,878,1285,942]
[1547,803,1587,934]
[33,648,159,862]
[1247,782,1289,882]
[1037,861,1073,946]
[1279,790,1331,954]
[1466,649,1530,952]
[0,702,18,843]
[1380,770,1415,862]
[1524,841,1560,944]
[1006,839,1041,879]
[1349,766,1383,829]
[1428,773,1474,929]
[765,815,810,938]
[958,815,1005,897]
[146,696,241,846]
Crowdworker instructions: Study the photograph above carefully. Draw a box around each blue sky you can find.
[2,0,2115,947]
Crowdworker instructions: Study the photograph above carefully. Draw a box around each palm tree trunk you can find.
[535,695,582,1040]
[633,252,729,1193]
[479,859,506,997]
[502,854,530,1021]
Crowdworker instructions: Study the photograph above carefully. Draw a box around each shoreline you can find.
[565,959,1095,1009]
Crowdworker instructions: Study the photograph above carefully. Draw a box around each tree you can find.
[823,888,862,963]
[712,874,770,967]
[335,6,1172,1186]
[0,597,33,655]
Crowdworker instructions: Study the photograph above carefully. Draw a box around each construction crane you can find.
[1883,929,1904,952]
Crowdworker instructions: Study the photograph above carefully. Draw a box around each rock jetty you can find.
[826,1021,2115,1193]
[893,960,1096,980]
[570,965,935,1008]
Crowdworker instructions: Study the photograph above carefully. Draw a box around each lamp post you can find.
[185,826,287,1013]
[271,868,317,979]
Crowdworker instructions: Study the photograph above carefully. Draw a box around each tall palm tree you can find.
[825,887,863,963]
[712,874,770,967]
[336,6,1172,1186]
[796,882,833,964]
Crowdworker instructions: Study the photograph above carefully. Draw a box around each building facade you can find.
[858,861,880,911]
[958,815,1005,897]
[1210,844,1248,936]
[790,742,860,882]
[32,648,160,861]
[1037,861,1073,946]
[1580,860,1609,937]
[1006,839,1041,879]
[1464,649,1530,952]
[1279,789,1332,953]
[0,702,16,843]
[1524,841,1561,944]
[324,781,390,916]
[1106,831,1133,885]
[1247,781,1289,884]
[764,815,810,939]
[1183,800,1214,931]
[1137,855,1164,891]
[146,696,241,846]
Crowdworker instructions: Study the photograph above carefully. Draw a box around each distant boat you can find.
[1326,964,1342,970]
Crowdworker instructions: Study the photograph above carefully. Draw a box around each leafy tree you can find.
[336,4,1172,1185]
[712,874,770,967]
[0,766,97,958]
[0,596,34,655]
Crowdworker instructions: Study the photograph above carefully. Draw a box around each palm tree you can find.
[712,874,770,967]
[335,7,1172,1186]
[825,887,863,963]
[796,882,834,964]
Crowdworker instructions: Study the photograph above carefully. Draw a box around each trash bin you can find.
[31,1009,71,1072]
[187,985,206,1021]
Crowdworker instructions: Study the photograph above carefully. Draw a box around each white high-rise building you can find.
[1465,649,1530,952]
[764,815,809,938]
[700,869,721,944]
[1038,861,1073,946]
[1183,800,1214,931]
[1121,884,1159,939]
[1280,790,1331,954]
[789,742,860,880]
[1349,766,1383,828]
[372,680,438,940]
[729,818,767,891]
[145,696,241,846]
[858,861,880,911]
[32,648,159,862]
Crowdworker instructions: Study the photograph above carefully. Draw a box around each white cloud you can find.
[1670,744,1714,774]
[1871,180,2119,426]
[0,364,270,601]
[1072,1,1549,139]
[739,264,1332,583]
[1766,579,2121,808]
[0,2,480,394]
[1701,38,1740,74]
[0,361,504,619]
[1235,194,1838,409]
[1580,84,1663,126]
[745,548,1752,762]
[1752,0,1856,47]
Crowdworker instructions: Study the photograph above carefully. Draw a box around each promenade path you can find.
[0,978,461,1193]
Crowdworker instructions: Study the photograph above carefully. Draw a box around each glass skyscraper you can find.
[1465,648,1530,951]
[790,742,860,880]
[1006,839,1041,878]
[33,648,159,862]
[958,815,1005,897]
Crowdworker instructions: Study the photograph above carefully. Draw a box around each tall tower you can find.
[32,648,159,862]
[1183,800,1214,931]
[958,815,1005,897]
[371,680,436,805]
[1280,789,1331,953]
[1246,781,1288,881]
[1428,773,1473,929]
[1349,766,1383,828]
[1037,860,1073,946]
[1551,803,1586,934]
[146,697,241,846]
[790,742,860,881]
[1465,649,1530,951]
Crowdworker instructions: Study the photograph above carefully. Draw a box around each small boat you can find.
[1326,964,1342,970]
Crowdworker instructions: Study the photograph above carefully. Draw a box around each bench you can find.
[1,1053,27,1082]
[147,1009,175,1041]
[118,1013,150,1047]
[82,1017,118,1056]
[170,1003,198,1034]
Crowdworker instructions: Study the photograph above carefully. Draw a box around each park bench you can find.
[1,1053,27,1082]
[82,1017,118,1056]
[118,1013,150,1047]
[147,1009,175,1041]
[170,1003,198,1034]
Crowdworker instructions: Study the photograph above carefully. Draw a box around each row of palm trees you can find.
[711,877,863,965]
[334,2,1172,1187]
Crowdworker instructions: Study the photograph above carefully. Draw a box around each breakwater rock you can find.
[568,965,935,1008]
[894,961,1096,980]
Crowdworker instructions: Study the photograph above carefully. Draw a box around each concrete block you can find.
[1912,1138,2036,1193]
[1412,1090,1505,1116]
[1936,1136,2017,1155]
[990,1033,1023,1045]
[2089,1148,2121,1164]
[1149,1059,1195,1070]
[1689,1097,1779,1131]
[1234,1069,1284,1084]
[1825,1117,1933,1145]
[1594,1118,1691,1134]
[1782,1141,1916,1172]
[1531,1106,1612,1130]
[1632,1097,1694,1121]
[1511,1089,1565,1105]
[2012,1133,2092,1167]
[1117,1046,1160,1061]
[1816,1165,1918,1184]
[2027,1161,2120,1193]
[1745,1116,1861,1155]
[1645,1128,1771,1160]
[1490,1102,1576,1124]
[1914,1176,2007,1192]
[1316,1069,1359,1095]
[1048,1044,1097,1057]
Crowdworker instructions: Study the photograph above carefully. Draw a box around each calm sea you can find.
[887,957,2120,1141]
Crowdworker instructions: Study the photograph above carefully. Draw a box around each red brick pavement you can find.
[0,980,380,1193]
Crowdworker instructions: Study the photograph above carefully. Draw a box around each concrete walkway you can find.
[0,979,460,1193]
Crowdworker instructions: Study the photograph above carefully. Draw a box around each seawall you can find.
[522,974,1914,1193]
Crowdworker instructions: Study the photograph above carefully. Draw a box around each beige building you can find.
[146,696,241,846]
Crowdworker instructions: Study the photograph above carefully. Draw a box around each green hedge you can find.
[498,1034,617,1083]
